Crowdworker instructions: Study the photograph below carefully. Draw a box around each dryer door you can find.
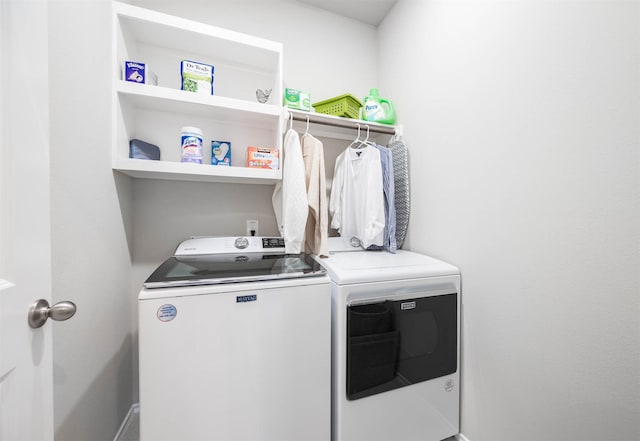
[347,292,457,400]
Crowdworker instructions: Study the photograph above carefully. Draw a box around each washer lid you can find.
[316,250,459,284]
[144,253,325,288]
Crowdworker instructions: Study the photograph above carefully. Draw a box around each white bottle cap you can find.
[181,126,202,136]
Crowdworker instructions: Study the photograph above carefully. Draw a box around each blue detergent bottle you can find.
[362,88,396,125]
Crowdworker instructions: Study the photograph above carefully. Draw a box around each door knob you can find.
[28,299,77,329]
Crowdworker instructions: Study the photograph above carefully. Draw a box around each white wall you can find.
[379,1,640,440]
[49,1,134,439]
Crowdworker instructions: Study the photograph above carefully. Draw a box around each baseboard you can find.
[113,403,140,441]
[455,434,471,441]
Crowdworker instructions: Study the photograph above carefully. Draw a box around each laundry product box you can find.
[284,88,311,111]
[211,141,231,166]
[181,60,214,95]
[246,146,279,170]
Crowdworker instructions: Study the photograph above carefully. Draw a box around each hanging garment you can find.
[301,133,328,257]
[367,144,397,253]
[387,136,410,249]
[272,128,308,253]
[329,145,385,248]
[329,150,346,232]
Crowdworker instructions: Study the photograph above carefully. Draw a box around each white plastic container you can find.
[181,126,203,164]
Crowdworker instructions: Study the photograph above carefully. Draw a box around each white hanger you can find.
[304,115,310,135]
[347,124,362,149]
[361,125,375,147]
[288,111,293,131]
[351,125,374,149]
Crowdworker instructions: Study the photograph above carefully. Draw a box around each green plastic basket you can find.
[312,94,362,119]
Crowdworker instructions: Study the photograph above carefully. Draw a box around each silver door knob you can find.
[28,299,77,329]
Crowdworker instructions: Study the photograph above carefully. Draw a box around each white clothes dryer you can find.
[316,238,461,441]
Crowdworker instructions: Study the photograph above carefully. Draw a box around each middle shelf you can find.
[113,80,283,184]
[116,80,281,128]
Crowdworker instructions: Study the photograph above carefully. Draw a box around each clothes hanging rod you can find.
[288,110,396,135]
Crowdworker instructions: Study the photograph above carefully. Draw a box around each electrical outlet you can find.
[246,220,259,237]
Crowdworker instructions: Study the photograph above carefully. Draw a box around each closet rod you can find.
[289,111,396,135]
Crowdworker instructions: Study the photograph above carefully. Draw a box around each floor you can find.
[117,406,459,441]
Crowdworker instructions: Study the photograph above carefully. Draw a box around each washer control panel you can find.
[262,237,285,248]
[175,236,286,256]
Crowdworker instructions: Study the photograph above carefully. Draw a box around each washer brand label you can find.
[401,301,416,310]
[157,304,177,322]
[237,294,257,303]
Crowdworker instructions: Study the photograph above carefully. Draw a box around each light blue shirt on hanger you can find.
[368,144,397,253]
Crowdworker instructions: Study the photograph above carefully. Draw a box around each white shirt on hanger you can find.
[330,145,385,248]
[272,128,308,253]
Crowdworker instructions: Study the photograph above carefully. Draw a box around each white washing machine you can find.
[316,238,461,441]
[138,236,331,441]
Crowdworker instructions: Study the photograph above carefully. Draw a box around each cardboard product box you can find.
[211,141,231,166]
[284,88,311,111]
[181,60,214,95]
[123,61,157,85]
[246,146,279,170]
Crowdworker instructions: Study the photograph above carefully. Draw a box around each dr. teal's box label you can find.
[181,60,214,95]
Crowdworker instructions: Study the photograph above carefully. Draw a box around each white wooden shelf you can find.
[114,1,281,73]
[113,158,281,185]
[116,81,281,128]
[287,109,396,134]
[286,109,398,141]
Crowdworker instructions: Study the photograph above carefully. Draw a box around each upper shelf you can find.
[113,1,283,104]
[113,1,281,73]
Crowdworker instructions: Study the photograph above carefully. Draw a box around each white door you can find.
[0,1,69,440]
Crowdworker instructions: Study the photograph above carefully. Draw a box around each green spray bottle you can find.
[362,88,396,125]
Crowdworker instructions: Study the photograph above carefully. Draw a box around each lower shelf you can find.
[113,158,281,185]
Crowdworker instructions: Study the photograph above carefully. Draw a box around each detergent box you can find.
[211,141,231,166]
[181,60,214,95]
[246,146,279,170]
[284,88,311,111]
